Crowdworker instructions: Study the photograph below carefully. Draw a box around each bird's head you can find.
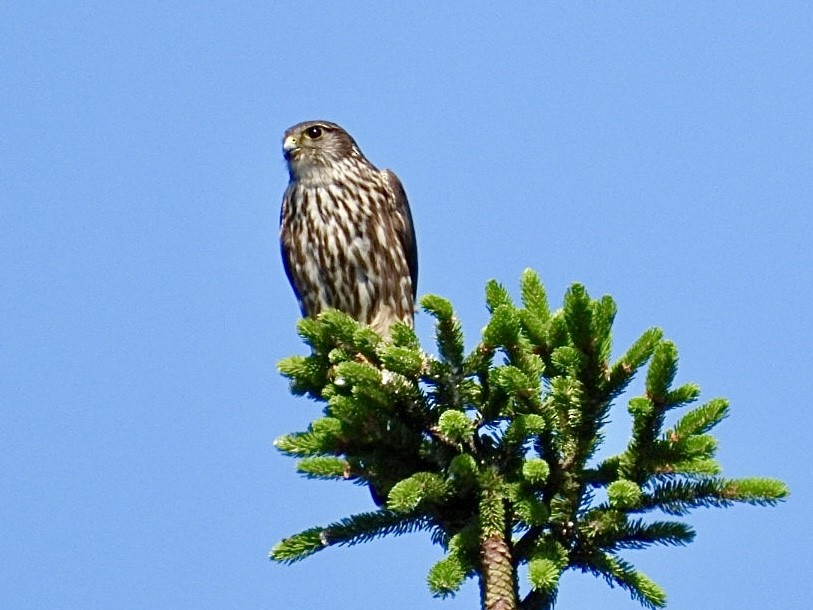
[282,121,364,181]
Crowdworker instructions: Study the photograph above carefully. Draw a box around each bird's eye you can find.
[305,126,323,139]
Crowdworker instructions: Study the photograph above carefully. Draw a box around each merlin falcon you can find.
[280,120,418,337]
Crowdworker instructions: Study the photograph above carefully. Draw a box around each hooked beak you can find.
[283,134,299,160]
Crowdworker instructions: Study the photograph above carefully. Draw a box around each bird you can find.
[280,120,418,339]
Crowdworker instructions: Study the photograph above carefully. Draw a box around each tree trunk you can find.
[480,530,517,610]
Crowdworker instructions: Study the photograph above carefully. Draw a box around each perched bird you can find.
[280,120,418,338]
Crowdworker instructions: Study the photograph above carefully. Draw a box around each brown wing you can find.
[384,169,418,300]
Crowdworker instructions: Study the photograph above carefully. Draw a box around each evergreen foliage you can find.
[271,270,788,609]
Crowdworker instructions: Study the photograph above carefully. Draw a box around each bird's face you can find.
[282,121,360,178]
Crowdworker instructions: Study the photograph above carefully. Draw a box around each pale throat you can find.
[290,156,364,188]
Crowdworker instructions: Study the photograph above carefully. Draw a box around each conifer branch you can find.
[273,269,788,609]
[270,510,429,563]
[578,552,667,609]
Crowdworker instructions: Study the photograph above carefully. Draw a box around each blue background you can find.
[2,3,810,608]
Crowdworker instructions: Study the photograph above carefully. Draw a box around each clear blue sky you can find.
[2,3,810,609]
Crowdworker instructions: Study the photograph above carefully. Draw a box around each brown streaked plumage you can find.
[280,120,418,338]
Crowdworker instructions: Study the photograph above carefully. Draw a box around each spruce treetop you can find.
[272,269,788,610]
